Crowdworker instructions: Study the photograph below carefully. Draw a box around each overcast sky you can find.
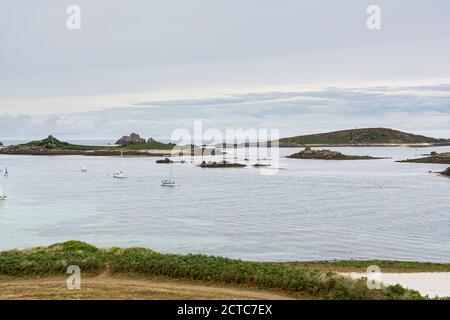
[1,0,449,139]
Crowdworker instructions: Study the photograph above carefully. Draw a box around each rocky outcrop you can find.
[115,133,146,146]
[287,147,382,160]
[398,152,450,164]
[0,141,3,146]
[441,167,450,177]
[156,158,173,164]
[198,161,246,168]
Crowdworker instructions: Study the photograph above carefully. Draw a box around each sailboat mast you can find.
[121,150,124,172]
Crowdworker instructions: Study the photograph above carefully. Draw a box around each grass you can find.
[0,241,424,300]
[23,136,102,151]
[285,260,450,273]
[280,128,443,145]
[117,142,175,150]
[20,136,174,151]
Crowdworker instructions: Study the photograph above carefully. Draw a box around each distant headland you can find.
[0,134,176,157]
[1,128,449,156]
[220,128,450,148]
[277,128,449,147]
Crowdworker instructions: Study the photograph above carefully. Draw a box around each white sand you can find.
[343,272,450,298]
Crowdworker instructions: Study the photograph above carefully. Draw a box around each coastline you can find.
[0,241,436,300]
[0,148,174,157]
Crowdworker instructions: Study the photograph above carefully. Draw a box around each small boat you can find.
[161,178,176,187]
[113,171,127,179]
[0,184,6,200]
[161,162,176,186]
[4,168,8,177]
[113,151,127,179]
[81,166,87,172]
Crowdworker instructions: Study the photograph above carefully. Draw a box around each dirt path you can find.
[0,274,295,300]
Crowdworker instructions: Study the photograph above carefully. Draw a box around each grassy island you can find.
[0,135,176,156]
[279,128,449,147]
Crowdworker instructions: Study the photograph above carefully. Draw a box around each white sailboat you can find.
[113,151,127,179]
[0,184,6,200]
[161,161,176,187]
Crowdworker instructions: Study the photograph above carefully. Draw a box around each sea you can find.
[0,141,449,262]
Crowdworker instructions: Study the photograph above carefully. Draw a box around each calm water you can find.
[0,146,449,262]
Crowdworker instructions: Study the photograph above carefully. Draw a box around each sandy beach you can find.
[343,272,450,298]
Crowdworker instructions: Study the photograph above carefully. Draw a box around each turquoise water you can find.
[0,146,449,262]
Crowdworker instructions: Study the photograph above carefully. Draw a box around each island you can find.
[278,128,449,147]
[198,160,246,168]
[0,134,175,157]
[219,128,450,149]
[397,152,450,165]
[287,147,383,160]
[252,163,271,167]
[156,158,174,164]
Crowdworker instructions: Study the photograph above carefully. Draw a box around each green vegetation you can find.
[286,260,450,273]
[23,135,175,151]
[0,241,423,300]
[279,128,446,146]
[0,135,175,155]
[118,142,175,150]
[23,135,101,150]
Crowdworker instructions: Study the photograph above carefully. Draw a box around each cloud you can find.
[1,85,449,140]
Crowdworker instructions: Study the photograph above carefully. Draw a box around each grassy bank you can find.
[286,260,450,273]
[0,241,423,300]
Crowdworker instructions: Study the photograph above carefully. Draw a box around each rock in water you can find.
[198,160,246,168]
[287,147,381,160]
[156,158,173,164]
[442,167,450,177]
[115,133,146,146]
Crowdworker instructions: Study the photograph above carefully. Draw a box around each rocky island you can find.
[398,152,450,165]
[198,161,246,168]
[156,158,174,164]
[252,163,271,167]
[287,147,383,160]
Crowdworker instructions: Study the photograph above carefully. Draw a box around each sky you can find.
[0,0,449,140]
